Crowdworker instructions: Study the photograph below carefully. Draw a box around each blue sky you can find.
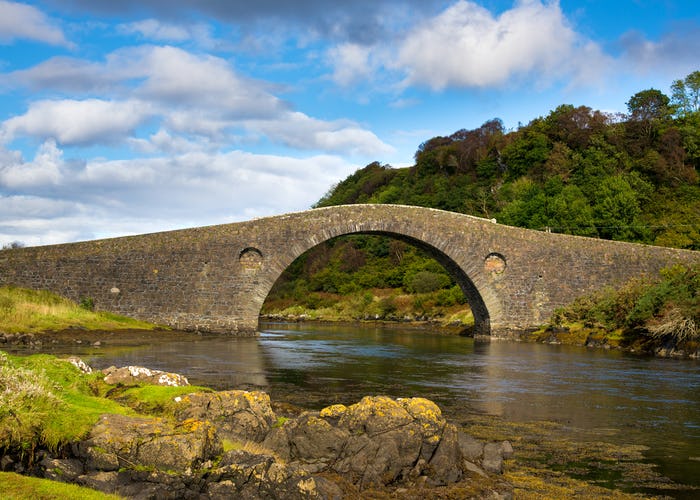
[1,0,699,246]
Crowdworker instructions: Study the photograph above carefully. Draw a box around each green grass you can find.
[0,472,121,499]
[105,384,213,415]
[0,351,133,451]
[0,286,162,334]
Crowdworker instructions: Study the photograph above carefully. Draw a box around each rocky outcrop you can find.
[77,414,221,472]
[262,395,511,490]
[12,366,512,499]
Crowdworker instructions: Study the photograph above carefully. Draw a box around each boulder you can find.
[264,395,478,489]
[173,390,276,443]
[77,414,222,473]
[40,458,84,482]
[103,365,189,386]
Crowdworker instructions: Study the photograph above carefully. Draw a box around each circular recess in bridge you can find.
[239,247,264,270]
[484,252,506,275]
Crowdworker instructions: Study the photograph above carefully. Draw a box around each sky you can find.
[0,0,699,247]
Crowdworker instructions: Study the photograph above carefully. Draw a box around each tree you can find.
[627,89,672,122]
[626,89,673,152]
[671,70,700,116]
[1,241,24,250]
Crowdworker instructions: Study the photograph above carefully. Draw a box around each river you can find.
[9,322,700,498]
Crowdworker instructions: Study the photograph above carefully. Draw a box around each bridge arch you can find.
[256,229,494,334]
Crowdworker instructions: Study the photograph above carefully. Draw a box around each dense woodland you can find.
[262,71,700,322]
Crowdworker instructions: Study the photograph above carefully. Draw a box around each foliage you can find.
[310,71,700,249]
[0,351,131,451]
[0,286,162,333]
[551,264,699,342]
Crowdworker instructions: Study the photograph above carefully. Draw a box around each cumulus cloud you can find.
[0,140,63,188]
[249,111,395,156]
[2,98,153,145]
[133,46,287,119]
[0,0,72,46]
[3,44,393,156]
[321,0,612,91]
[395,0,598,89]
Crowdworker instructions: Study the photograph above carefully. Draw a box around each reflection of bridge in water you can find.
[1,204,698,335]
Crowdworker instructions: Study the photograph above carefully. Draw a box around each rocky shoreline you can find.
[0,358,514,499]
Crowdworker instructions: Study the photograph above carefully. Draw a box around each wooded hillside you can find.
[262,72,700,321]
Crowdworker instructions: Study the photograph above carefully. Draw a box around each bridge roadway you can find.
[1,204,698,335]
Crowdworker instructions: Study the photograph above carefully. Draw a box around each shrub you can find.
[404,271,451,293]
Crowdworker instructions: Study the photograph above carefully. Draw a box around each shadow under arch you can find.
[258,229,491,335]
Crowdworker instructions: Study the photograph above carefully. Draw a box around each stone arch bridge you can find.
[1,204,698,335]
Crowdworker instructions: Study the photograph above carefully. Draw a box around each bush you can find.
[404,271,451,293]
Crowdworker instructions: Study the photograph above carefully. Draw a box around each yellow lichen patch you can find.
[179,418,207,433]
[399,397,442,421]
[320,404,347,419]
[399,397,444,439]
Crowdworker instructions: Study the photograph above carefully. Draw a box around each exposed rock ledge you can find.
[7,363,514,499]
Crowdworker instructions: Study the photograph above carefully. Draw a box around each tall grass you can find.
[0,352,131,451]
[0,286,160,333]
[551,264,699,343]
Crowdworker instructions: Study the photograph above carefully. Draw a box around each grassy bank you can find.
[0,350,208,453]
[0,286,162,334]
[0,472,120,500]
[529,264,699,356]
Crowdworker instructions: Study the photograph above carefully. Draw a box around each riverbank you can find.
[0,286,164,334]
[0,350,514,499]
[3,350,692,499]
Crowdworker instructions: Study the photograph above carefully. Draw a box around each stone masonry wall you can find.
[1,205,698,334]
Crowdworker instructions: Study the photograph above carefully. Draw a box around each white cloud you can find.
[118,19,191,42]
[3,44,395,155]
[135,46,287,119]
[617,27,700,76]
[328,43,374,86]
[323,0,610,91]
[0,140,63,188]
[396,0,590,89]
[116,19,225,50]
[0,0,72,47]
[249,111,395,156]
[2,98,153,145]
